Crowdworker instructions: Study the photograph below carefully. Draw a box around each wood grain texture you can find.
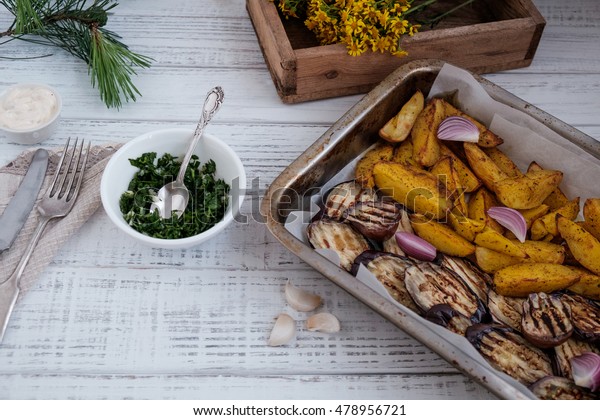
[0,0,599,400]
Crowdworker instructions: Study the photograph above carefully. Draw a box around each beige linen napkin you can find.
[0,144,119,295]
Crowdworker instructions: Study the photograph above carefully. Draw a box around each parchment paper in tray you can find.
[284,63,600,398]
[429,64,600,199]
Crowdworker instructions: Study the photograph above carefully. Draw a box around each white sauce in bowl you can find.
[0,86,59,130]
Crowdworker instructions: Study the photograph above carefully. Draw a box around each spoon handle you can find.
[176,86,225,184]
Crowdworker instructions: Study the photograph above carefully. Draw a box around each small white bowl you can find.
[0,83,62,144]
[100,128,246,249]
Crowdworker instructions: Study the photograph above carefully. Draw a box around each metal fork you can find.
[0,138,90,343]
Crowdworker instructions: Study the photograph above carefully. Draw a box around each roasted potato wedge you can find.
[391,139,421,168]
[441,100,503,147]
[439,143,481,192]
[493,263,581,297]
[379,90,424,143]
[516,240,565,264]
[493,169,563,210]
[474,228,528,258]
[411,98,444,167]
[373,161,450,219]
[519,205,550,230]
[430,156,467,216]
[410,213,475,257]
[468,188,504,234]
[448,211,486,242]
[475,240,565,273]
[355,141,394,188]
[567,267,600,301]
[583,198,600,240]
[530,198,580,240]
[475,247,521,273]
[527,162,570,210]
[464,142,508,191]
[557,215,600,275]
[484,147,522,178]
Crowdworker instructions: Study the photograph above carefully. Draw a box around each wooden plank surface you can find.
[0,0,599,400]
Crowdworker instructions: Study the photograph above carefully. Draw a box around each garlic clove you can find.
[267,313,296,347]
[285,281,323,312]
[306,312,341,333]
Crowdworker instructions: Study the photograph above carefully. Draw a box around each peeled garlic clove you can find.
[267,313,296,347]
[285,281,322,312]
[306,312,341,333]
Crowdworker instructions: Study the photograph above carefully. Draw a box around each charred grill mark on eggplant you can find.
[521,293,573,348]
[487,289,524,332]
[344,197,403,241]
[529,376,597,400]
[560,294,600,343]
[352,251,419,312]
[441,256,491,302]
[307,219,371,271]
[323,181,377,221]
[554,337,599,380]
[466,324,553,386]
[404,263,486,323]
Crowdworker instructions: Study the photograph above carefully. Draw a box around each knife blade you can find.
[0,148,49,253]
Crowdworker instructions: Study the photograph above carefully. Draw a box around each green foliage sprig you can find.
[0,0,152,109]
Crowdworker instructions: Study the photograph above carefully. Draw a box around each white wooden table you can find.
[0,0,598,400]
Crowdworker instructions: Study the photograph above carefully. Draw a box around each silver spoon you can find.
[151,86,225,219]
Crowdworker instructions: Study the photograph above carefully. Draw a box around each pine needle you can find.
[0,0,152,109]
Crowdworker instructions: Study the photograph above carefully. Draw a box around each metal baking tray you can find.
[261,59,600,399]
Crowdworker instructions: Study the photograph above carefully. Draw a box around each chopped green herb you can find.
[119,152,230,239]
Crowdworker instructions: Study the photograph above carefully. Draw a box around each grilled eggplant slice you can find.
[404,263,486,322]
[522,292,573,348]
[530,376,596,400]
[554,337,599,380]
[425,304,473,335]
[352,251,418,311]
[307,219,371,271]
[466,323,553,385]
[560,294,600,343]
[344,197,403,241]
[382,209,412,256]
[323,180,377,220]
[487,289,524,332]
[441,256,490,302]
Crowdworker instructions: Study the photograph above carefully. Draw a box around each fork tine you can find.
[68,140,90,202]
[56,137,79,199]
[48,137,71,196]
[64,139,85,199]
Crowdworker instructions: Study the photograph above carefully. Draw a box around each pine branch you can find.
[0,0,152,109]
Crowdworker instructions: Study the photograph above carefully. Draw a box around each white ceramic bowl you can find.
[101,128,246,248]
[0,83,62,144]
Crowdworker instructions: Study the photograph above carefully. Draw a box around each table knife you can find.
[0,149,49,253]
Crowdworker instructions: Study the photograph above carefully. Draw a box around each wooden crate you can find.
[247,0,545,103]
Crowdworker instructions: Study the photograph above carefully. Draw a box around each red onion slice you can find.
[395,232,437,261]
[571,352,600,392]
[487,206,527,243]
[437,116,480,143]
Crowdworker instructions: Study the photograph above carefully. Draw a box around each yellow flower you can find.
[372,35,392,53]
[344,16,365,35]
[305,18,318,31]
[347,37,367,57]
[377,9,390,27]
[277,0,429,57]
